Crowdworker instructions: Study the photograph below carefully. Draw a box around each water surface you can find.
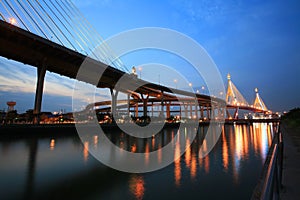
[0,123,276,199]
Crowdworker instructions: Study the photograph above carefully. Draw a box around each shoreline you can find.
[0,119,280,138]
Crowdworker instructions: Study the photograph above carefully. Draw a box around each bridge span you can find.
[0,2,270,123]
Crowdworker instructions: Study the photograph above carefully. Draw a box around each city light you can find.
[138,67,142,78]
[9,17,17,25]
[174,79,178,89]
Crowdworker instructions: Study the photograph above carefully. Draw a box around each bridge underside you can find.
[1,20,269,122]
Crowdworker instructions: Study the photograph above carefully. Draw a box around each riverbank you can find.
[280,122,300,199]
[0,119,280,137]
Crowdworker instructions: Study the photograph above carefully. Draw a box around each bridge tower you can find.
[225,73,249,119]
[253,88,268,111]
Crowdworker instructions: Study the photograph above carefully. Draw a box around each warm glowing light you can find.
[174,139,181,187]
[152,137,155,148]
[222,132,229,171]
[94,135,98,147]
[204,155,210,174]
[9,17,17,25]
[145,143,149,165]
[157,144,162,163]
[129,175,145,200]
[227,73,231,80]
[190,153,197,180]
[83,141,89,162]
[50,139,55,150]
[131,144,137,153]
[188,83,192,87]
[138,67,142,78]
[185,139,191,168]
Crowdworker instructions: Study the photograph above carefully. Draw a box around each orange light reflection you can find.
[83,141,89,162]
[222,131,229,171]
[50,139,55,151]
[174,140,181,187]
[129,175,145,200]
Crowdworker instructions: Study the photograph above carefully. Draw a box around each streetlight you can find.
[188,82,192,87]
[9,17,17,25]
[138,67,142,79]
[174,79,178,89]
[201,86,205,94]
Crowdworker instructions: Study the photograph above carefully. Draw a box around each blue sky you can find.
[0,0,300,113]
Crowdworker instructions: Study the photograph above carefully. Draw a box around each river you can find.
[0,123,277,200]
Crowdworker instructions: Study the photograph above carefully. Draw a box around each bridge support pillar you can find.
[33,65,47,124]
[151,102,154,117]
[127,94,130,118]
[226,108,232,119]
[110,88,119,120]
[184,103,188,118]
[211,108,215,120]
[206,105,210,120]
[159,92,164,118]
[200,106,204,120]
[140,94,149,118]
[195,99,198,119]
[135,102,139,117]
[234,107,239,119]
[166,102,170,119]
[179,105,182,119]
[190,103,193,119]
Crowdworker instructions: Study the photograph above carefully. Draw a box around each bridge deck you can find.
[0,20,224,107]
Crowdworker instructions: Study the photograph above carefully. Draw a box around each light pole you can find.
[174,79,178,89]
[138,67,142,79]
[201,86,205,94]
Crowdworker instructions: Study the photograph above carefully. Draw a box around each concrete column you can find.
[190,102,193,118]
[110,89,119,120]
[226,108,232,119]
[200,106,204,119]
[160,92,164,117]
[127,94,130,118]
[166,102,170,118]
[151,102,154,117]
[184,103,188,118]
[179,104,182,118]
[206,105,210,120]
[141,94,149,117]
[234,107,239,119]
[195,100,198,119]
[33,65,47,124]
[211,108,215,120]
[135,102,139,117]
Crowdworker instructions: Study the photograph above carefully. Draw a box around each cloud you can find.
[0,58,113,111]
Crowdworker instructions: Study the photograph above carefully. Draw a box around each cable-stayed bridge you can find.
[0,1,271,123]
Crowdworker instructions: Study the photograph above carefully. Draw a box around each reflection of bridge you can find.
[0,1,270,123]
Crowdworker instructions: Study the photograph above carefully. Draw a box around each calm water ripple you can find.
[0,123,277,200]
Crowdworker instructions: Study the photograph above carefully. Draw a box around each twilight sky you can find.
[0,0,299,113]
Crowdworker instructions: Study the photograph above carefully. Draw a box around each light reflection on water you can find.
[0,123,276,200]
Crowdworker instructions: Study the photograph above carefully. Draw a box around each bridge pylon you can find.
[225,73,249,119]
[253,88,268,112]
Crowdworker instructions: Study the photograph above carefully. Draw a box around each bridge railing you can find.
[251,124,283,200]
